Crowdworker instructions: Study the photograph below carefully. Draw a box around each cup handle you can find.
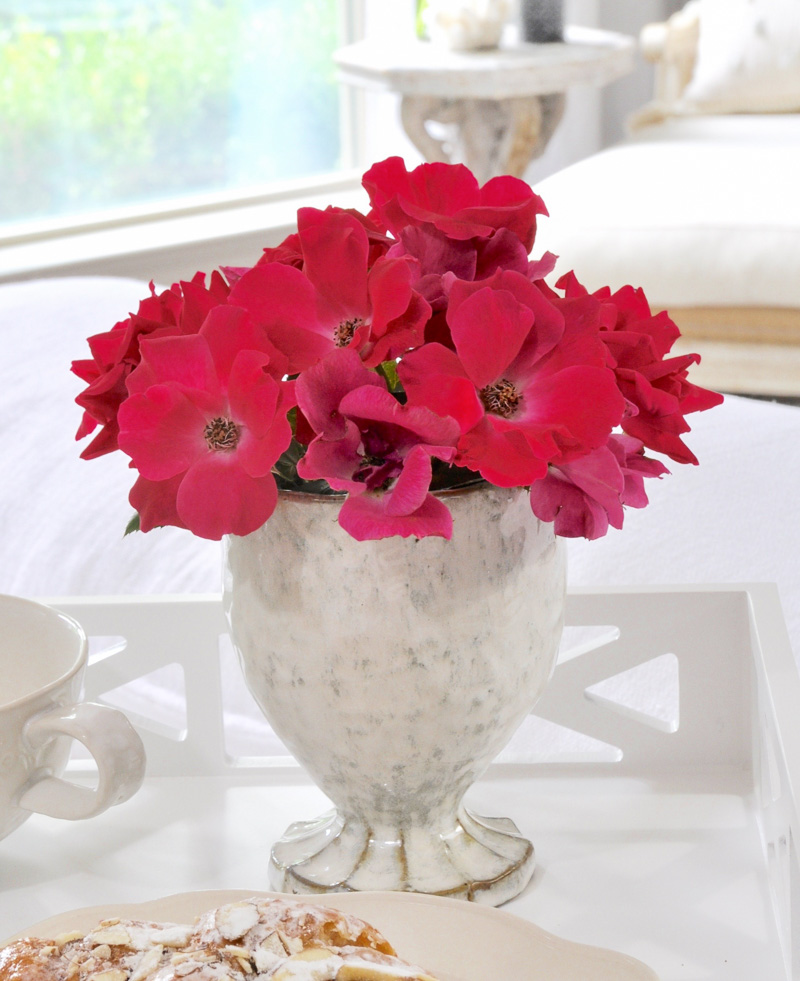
[17,702,146,820]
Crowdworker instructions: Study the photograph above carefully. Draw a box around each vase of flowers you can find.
[72,155,722,904]
[225,482,564,902]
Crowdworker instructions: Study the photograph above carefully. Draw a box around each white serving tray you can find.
[0,584,796,981]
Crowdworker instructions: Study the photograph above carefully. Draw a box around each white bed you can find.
[2,274,797,758]
[2,274,797,652]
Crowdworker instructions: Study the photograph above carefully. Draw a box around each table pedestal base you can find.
[401,92,565,182]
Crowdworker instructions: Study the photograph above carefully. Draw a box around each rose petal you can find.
[399,343,484,433]
[448,287,533,390]
[176,454,278,539]
[529,470,611,540]
[297,207,371,319]
[338,490,453,541]
[129,473,188,532]
[229,263,332,372]
[297,421,364,489]
[384,445,433,517]
[459,418,547,486]
[296,348,386,439]
[118,385,211,481]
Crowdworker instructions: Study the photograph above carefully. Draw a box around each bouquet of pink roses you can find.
[73,156,723,543]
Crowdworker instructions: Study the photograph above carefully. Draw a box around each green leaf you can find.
[377,359,401,392]
[124,513,141,536]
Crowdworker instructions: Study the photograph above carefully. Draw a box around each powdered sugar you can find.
[0,897,438,981]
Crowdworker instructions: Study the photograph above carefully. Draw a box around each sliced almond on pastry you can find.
[129,945,164,981]
[273,946,341,980]
[216,901,261,940]
[88,926,132,947]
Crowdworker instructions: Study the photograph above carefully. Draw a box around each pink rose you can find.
[228,208,430,372]
[399,273,626,487]
[558,273,724,464]
[295,349,460,540]
[362,156,547,251]
[118,306,294,539]
[385,224,531,315]
[529,434,668,539]
[73,271,230,459]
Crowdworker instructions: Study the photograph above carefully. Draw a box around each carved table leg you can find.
[400,92,566,182]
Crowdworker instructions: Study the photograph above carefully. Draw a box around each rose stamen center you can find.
[204,416,240,451]
[480,378,521,418]
[334,317,364,347]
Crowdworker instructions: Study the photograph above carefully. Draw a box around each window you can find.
[0,0,358,230]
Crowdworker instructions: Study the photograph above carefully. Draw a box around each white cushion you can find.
[631,112,800,144]
[683,0,800,113]
[567,393,800,662]
[532,115,800,308]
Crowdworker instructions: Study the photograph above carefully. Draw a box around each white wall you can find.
[594,0,685,146]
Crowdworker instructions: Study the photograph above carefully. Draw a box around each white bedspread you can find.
[2,275,798,667]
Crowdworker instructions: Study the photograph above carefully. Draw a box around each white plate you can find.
[5,889,659,981]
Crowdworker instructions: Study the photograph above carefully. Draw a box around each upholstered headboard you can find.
[633,0,800,127]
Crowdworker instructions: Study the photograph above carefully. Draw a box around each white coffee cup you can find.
[0,594,146,841]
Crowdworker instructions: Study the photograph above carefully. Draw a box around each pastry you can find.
[0,897,440,981]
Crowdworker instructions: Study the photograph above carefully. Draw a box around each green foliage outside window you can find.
[0,0,341,225]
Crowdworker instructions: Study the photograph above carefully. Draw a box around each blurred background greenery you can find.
[0,0,342,225]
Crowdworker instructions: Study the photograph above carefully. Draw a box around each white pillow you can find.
[683,0,800,112]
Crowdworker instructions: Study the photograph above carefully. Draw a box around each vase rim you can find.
[277,477,489,504]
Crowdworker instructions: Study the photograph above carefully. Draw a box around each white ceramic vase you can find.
[223,482,565,906]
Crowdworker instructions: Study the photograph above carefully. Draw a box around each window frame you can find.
[0,0,368,285]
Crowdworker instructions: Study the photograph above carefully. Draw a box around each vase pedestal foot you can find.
[268,806,535,907]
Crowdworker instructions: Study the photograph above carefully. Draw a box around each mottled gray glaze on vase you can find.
[223,482,565,905]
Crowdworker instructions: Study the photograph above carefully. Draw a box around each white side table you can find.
[334,26,636,183]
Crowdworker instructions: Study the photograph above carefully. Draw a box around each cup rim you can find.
[0,594,88,711]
